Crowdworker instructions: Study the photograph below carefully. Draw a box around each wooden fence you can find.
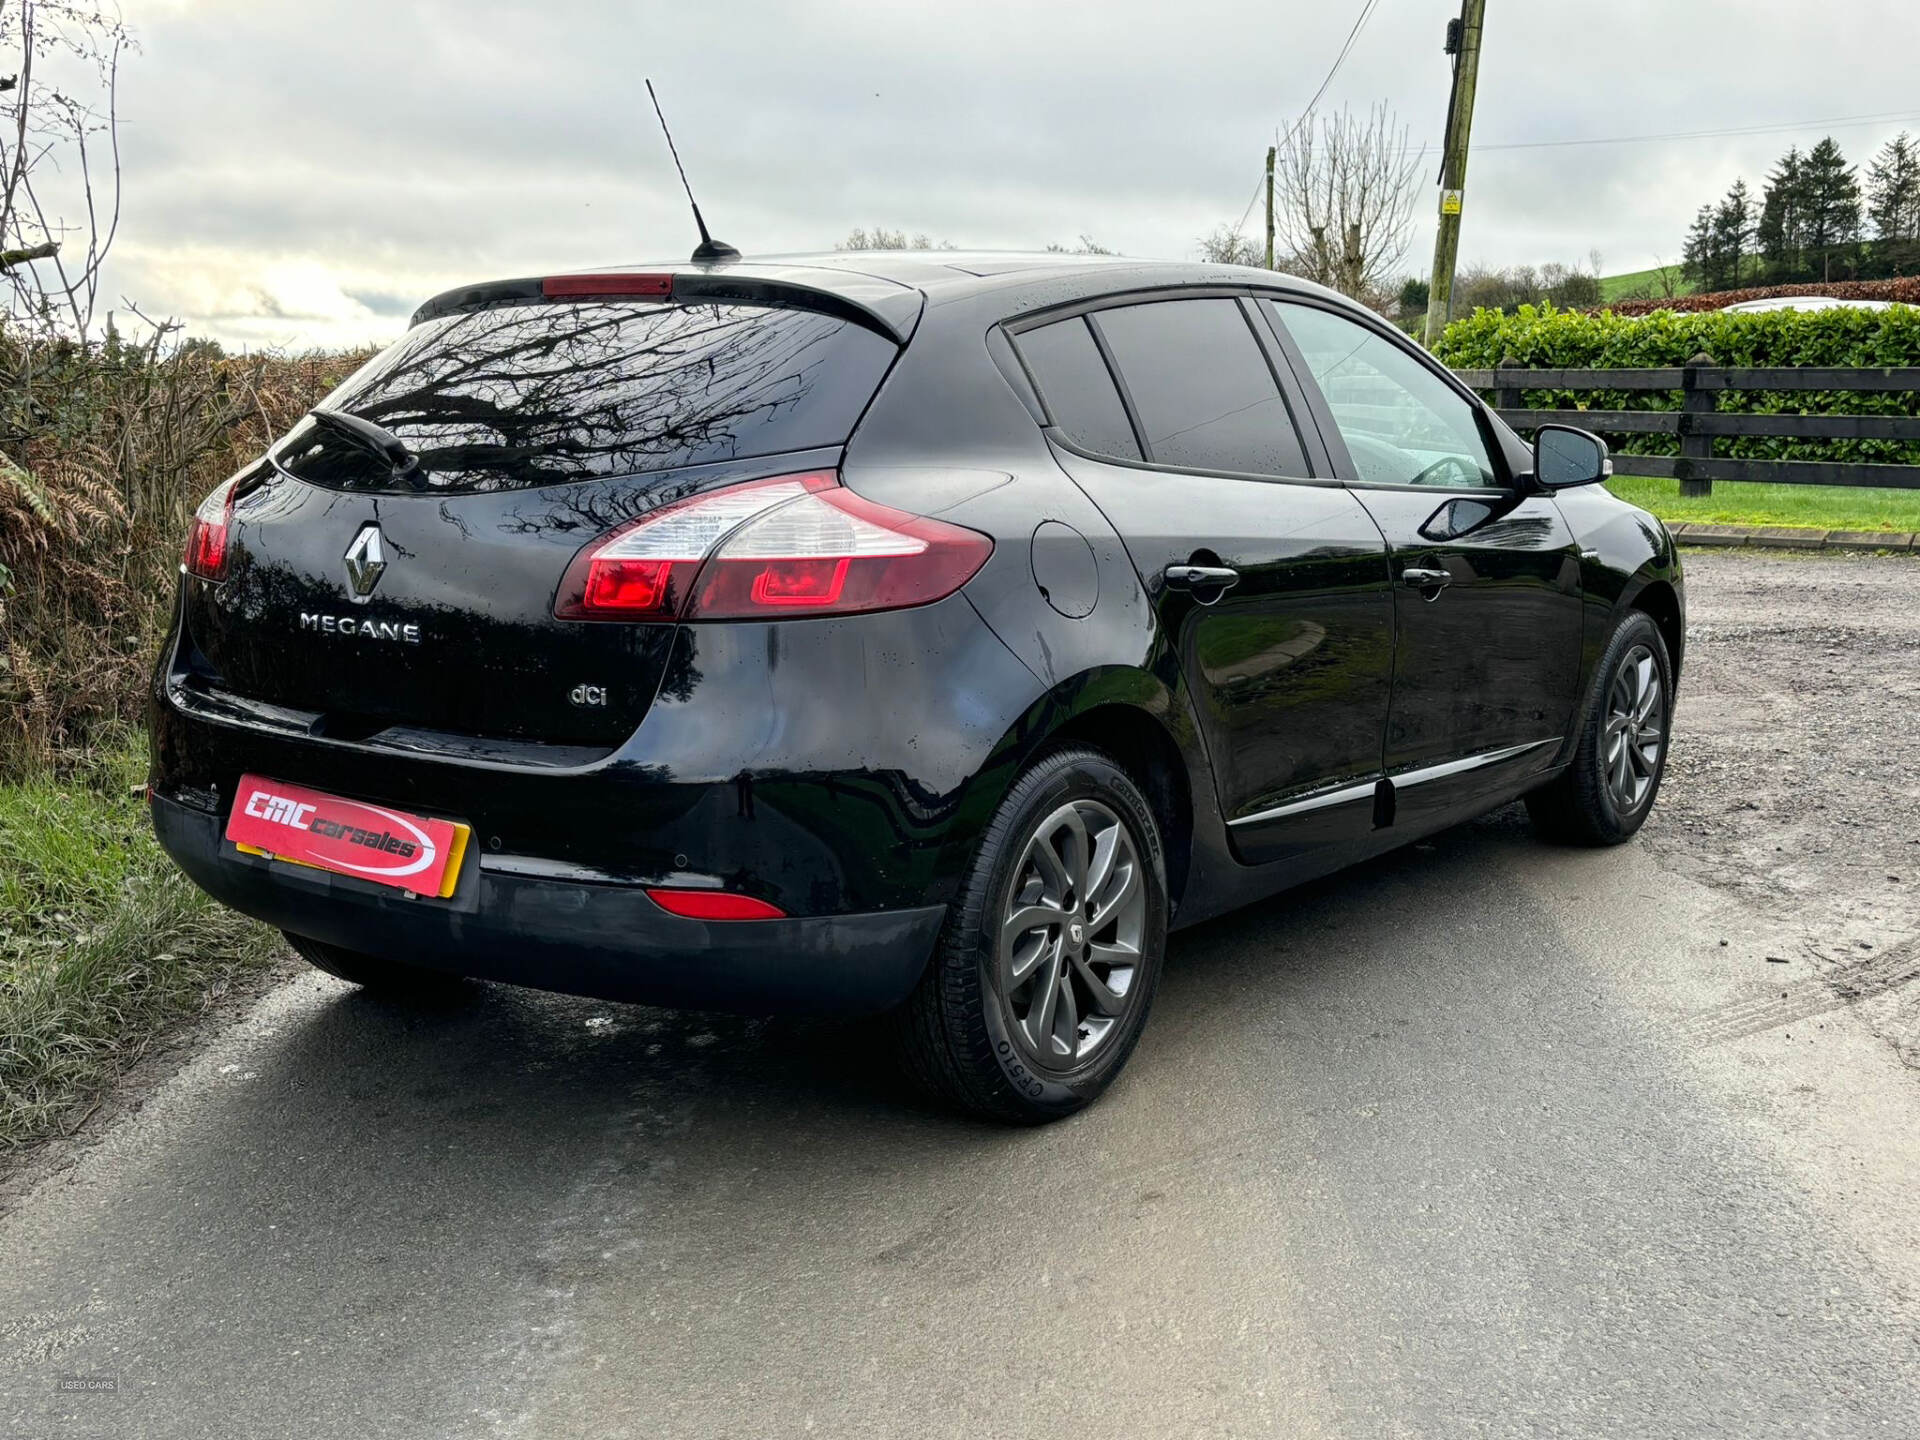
[1452,355,1920,495]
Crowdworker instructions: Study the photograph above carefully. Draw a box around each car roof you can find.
[1722,295,1900,313]
[412,251,1349,343]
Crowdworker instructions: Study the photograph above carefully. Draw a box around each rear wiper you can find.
[309,407,419,478]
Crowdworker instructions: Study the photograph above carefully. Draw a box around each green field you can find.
[1605,475,1920,532]
[1598,265,1695,304]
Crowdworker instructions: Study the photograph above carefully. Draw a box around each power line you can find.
[1235,0,1383,235]
[1483,109,1920,152]
[1392,108,1920,157]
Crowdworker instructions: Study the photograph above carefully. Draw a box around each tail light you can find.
[183,476,239,581]
[555,471,993,622]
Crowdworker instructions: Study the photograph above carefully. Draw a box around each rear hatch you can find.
[183,289,900,749]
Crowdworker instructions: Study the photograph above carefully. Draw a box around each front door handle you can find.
[1400,566,1454,590]
[1163,564,1241,601]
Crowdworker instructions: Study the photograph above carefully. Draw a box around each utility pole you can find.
[1264,144,1276,269]
[1422,0,1486,346]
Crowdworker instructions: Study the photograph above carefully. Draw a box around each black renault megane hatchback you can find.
[150,251,1682,1122]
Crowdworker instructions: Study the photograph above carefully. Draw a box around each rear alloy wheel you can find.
[1526,609,1673,845]
[284,932,470,1000]
[998,798,1148,1069]
[898,746,1168,1124]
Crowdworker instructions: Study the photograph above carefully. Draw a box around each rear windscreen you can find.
[274,300,898,493]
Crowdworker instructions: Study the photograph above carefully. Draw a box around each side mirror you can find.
[1532,424,1612,489]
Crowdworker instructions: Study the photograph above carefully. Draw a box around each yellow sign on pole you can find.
[1440,189,1464,216]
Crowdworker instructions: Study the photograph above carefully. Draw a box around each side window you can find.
[1014,317,1141,461]
[1269,301,1500,489]
[1093,299,1311,478]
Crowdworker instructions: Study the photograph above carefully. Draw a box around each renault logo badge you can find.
[343,524,387,602]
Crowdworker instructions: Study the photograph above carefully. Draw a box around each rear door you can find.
[1262,299,1584,831]
[1012,295,1394,871]
[187,297,897,748]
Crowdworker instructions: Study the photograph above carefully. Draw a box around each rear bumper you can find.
[153,794,945,1015]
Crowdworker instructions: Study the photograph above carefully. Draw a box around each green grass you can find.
[1606,475,1920,532]
[0,738,273,1146]
[1598,265,1695,304]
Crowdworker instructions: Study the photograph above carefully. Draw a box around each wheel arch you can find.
[1625,576,1685,682]
[963,663,1217,920]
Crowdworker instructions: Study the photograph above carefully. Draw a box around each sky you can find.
[77,0,1920,350]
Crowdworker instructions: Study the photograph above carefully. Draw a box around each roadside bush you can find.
[0,329,362,777]
[1435,302,1920,466]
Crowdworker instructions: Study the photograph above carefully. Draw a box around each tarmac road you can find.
[4,554,1919,1439]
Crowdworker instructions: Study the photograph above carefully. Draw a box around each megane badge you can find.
[344,524,387,602]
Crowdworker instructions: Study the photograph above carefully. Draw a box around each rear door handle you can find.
[1400,566,1453,590]
[1163,564,1241,599]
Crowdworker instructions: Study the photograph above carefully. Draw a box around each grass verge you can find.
[1605,475,1920,533]
[0,737,274,1147]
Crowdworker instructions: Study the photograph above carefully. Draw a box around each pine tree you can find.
[1710,179,1755,288]
[1757,147,1806,280]
[1800,137,1861,280]
[1682,203,1719,290]
[1867,131,1920,242]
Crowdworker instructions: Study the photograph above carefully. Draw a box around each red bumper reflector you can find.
[543,273,674,298]
[646,888,787,921]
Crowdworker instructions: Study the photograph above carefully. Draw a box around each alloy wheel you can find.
[996,798,1148,1072]
[1603,642,1665,814]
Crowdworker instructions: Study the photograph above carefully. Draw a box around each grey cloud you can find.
[106,0,1920,346]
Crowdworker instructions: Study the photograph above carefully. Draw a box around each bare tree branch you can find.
[0,1,132,338]
[1270,102,1424,305]
[0,236,53,268]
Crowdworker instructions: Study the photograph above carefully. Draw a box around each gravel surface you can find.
[1643,548,1920,1066]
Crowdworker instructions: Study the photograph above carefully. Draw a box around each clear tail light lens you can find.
[183,476,239,580]
[555,471,992,622]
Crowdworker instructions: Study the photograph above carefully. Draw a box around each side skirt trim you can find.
[1388,737,1559,791]
[1226,737,1559,831]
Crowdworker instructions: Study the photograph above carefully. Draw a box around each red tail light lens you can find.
[183,476,239,581]
[646,887,787,921]
[555,472,993,622]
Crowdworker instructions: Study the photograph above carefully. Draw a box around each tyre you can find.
[1526,609,1673,846]
[284,931,470,999]
[898,745,1169,1124]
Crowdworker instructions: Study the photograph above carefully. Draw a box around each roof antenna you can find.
[646,78,740,264]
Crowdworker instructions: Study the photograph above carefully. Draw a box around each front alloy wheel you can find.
[1603,643,1665,814]
[1526,608,1674,845]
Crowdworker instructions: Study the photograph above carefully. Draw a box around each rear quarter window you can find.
[275,301,897,493]
[1014,317,1141,461]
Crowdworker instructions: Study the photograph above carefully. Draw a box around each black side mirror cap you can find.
[1532,424,1612,490]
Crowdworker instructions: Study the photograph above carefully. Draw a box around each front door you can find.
[1264,298,1585,832]
[1010,296,1394,872]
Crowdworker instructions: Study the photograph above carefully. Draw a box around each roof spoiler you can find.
[409,266,923,342]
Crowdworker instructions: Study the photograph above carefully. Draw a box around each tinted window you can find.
[1016,317,1140,460]
[1270,301,1498,489]
[1094,299,1309,477]
[274,301,898,493]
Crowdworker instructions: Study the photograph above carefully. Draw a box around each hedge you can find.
[1434,303,1920,465]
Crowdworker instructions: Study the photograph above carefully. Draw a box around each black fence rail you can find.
[1452,356,1920,494]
